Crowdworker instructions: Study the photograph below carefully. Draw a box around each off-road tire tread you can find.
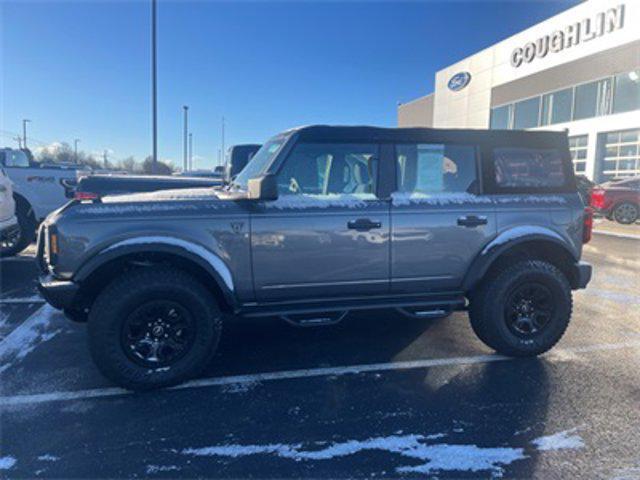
[88,266,222,391]
[469,260,572,357]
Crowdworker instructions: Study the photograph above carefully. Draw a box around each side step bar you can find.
[240,293,466,320]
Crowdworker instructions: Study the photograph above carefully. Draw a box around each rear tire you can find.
[613,202,639,224]
[0,199,36,257]
[469,260,572,357]
[88,266,222,391]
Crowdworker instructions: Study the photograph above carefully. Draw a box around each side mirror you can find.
[248,174,278,201]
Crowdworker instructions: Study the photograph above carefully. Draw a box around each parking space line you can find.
[0,298,45,305]
[593,230,640,241]
[1,340,639,407]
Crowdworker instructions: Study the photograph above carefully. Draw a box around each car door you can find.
[390,141,496,294]
[250,142,390,302]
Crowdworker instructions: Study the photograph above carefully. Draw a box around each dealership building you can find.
[398,0,640,182]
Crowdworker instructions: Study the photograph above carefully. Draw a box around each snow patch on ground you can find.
[146,464,181,474]
[531,429,585,451]
[220,380,260,394]
[37,454,59,462]
[0,456,17,470]
[181,434,526,475]
[0,305,61,374]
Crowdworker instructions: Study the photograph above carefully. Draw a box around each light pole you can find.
[22,119,31,149]
[183,105,189,171]
[188,133,193,170]
[221,116,225,166]
[74,139,80,163]
[151,0,158,174]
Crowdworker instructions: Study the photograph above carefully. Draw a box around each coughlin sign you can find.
[510,4,625,68]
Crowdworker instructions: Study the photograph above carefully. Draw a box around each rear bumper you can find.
[572,261,592,290]
[591,206,611,217]
[37,274,79,310]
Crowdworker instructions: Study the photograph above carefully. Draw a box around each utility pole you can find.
[103,150,109,169]
[22,119,31,149]
[151,0,158,174]
[183,105,189,172]
[188,133,193,170]
[74,139,80,163]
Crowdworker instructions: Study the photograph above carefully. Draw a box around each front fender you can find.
[463,226,579,292]
[74,236,237,308]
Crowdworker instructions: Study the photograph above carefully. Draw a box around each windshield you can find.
[232,137,286,190]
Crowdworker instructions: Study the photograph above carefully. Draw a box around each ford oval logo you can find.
[448,72,471,91]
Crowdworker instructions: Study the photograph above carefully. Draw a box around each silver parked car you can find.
[37,126,593,390]
[0,167,19,254]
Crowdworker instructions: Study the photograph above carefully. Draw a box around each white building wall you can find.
[432,0,640,129]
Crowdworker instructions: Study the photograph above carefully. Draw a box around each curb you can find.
[592,230,640,241]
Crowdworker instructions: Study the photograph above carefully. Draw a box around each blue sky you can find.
[2,0,579,169]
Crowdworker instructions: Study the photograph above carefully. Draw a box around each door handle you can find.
[457,215,488,228]
[347,218,382,231]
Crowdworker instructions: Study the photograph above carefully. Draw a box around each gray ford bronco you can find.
[37,126,593,390]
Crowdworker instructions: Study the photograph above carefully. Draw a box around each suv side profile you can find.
[37,126,592,390]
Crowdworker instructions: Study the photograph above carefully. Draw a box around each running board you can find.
[240,293,466,319]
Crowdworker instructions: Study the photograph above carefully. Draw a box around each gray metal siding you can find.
[491,40,640,107]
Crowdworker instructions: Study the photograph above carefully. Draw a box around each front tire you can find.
[469,260,572,357]
[613,202,639,224]
[88,266,222,391]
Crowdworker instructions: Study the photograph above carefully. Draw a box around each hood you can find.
[62,187,241,218]
[102,187,220,204]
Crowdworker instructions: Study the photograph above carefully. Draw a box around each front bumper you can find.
[37,274,79,310]
[0,216,18,238]
[572,261,592,289]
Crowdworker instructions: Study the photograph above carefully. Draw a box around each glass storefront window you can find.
[569,135,588,174]
[573,82,598,120]
[541,88,573,125]
[600,129,640,181]
[490,104,512,129]
[513,97,540,129]
[613,70,640,114]
[573,78,611,120]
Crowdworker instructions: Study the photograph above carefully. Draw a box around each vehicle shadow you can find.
[408,357,552,477]
[201,310,452,378]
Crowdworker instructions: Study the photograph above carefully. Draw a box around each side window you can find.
[395,143,478,194]
[277,143,378,197]
[2,150,30,168]
[493,148,565,189]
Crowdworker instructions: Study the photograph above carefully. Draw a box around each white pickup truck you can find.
[0,148,84,256]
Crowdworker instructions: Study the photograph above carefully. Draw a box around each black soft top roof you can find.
[289,125,568,147]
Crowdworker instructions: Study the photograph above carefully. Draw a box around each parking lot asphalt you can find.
[1,233,639,479]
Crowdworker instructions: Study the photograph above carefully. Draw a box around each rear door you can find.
[251,142,390,302]
[390,141,496,294]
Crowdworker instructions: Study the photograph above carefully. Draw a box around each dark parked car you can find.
[73,144,260,200]
[37,125,592,390]
[590,176,640,224]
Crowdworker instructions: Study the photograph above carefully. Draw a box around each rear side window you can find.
[493,147,566,190]
[395,144,478,194]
